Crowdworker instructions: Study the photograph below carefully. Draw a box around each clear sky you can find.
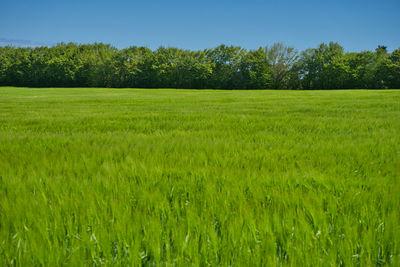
[1,0,399,52]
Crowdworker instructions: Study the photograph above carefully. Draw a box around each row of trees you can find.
[0,42,399,89]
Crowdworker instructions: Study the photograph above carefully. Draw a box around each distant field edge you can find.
[1,86,399,91]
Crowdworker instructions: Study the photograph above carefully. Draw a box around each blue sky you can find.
[1,0,399,51]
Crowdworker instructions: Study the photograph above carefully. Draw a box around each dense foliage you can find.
[0,42,399,89]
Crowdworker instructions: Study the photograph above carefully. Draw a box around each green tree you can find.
[375,48,400,89]
[265,43,298,89]
[298,42,348,89]
[206,45,246,89]
[240,48,272,89]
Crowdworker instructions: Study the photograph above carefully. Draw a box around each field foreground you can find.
[0,88,399,265]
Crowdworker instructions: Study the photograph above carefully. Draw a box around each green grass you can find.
[0,87,399,266]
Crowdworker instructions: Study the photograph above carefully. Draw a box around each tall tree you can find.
[298,42,348,89]
[264,43,298,89]
[206,45,246,89]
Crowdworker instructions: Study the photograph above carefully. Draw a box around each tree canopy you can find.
[0,42,399,89]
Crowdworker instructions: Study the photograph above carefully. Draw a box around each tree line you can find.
[0,42,399,89]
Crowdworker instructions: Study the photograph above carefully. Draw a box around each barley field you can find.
[0,88,399,266]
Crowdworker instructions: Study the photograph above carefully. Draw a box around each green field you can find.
[0,87,399,266]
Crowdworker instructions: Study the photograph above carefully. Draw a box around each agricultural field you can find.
[0,87,399,266]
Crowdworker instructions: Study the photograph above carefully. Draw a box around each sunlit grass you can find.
[0,87,399,265]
